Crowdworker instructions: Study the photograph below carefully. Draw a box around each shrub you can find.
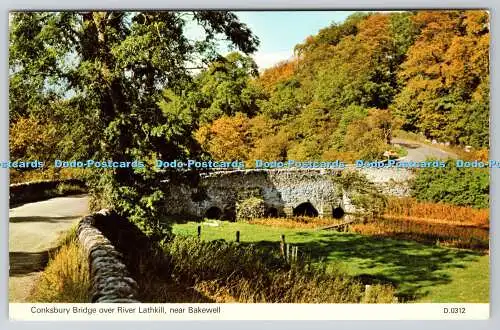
[411,161,489,208]
[236,197,266,221]
[56,183,87,195]
[332,171,388,216]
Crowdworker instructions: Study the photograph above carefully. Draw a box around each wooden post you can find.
[286,243,290,262]
[236,230,240,243]
[197,225,201,239]
[280,234,285,257]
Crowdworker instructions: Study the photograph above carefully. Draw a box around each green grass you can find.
[173,221,489,303]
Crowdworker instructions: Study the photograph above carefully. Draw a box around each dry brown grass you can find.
[249,217,343,229]
[384,197,489,229]
[349,198,489,250]
[350,219,489,250]
[28,229,91,302]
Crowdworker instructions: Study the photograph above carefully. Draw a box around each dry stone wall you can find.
[9,178,86,206]
[77,209,140,303]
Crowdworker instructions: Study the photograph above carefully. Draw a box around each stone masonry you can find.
[164,168,414,219]
[77,210,140,303]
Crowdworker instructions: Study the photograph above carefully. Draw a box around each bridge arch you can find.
[332,206,345,219]
[205,206,222,219]
[293,202,319,217]
[265,207,279,218]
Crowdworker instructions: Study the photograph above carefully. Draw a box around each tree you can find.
[9,11,259,235]
[192,52,262,124]
[392,10,489,147]
[195,113,251,161]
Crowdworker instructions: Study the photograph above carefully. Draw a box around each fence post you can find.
[197,225,201,239]
[280,234,285,257]
[236,230,240,243]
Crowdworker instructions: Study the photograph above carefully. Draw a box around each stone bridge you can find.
[164,168,414,220]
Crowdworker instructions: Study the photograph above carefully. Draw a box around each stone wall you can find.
[9,178,86,206]
[164,168,414,219]
[358,167,415,196]
[77,210,140,303]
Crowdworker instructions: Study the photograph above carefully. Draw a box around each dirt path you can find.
[9,194,89,302]
[391,138,458,162]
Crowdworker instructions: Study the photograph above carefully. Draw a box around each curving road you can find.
[391,138,457,162]
[9,194,89,302]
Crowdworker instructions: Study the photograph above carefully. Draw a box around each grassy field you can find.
[173,221,489,303]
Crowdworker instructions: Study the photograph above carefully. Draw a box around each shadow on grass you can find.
[9,248,58,276]
[246,232,485,301]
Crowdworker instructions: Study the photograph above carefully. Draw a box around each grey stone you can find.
[77,211,140,303]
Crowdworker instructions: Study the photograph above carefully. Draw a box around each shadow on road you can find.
[9,216,77,223]
[9,248,58,276]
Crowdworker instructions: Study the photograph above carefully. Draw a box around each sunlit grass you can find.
[173,221,489,302]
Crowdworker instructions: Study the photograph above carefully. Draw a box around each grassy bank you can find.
[173,221,488,302]
[162,236,395,303]
[27,227,91,303]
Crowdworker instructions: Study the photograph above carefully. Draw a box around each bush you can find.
[411,161,489,208]
[56,183,87,195]
[236,197,265,221]
[332,171,388,216]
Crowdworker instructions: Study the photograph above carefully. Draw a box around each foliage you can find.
[195,113,252,161]
[195,10,488,163]
[10,10,490,236]
[411,160,489,208]
[391,11,489,147]
[9,116,59,162]
[236,197,265,221]
[193,52,262,124]
[10,11,260,236]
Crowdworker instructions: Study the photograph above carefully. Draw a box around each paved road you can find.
[9,194,89,302]
[391,138,457,162]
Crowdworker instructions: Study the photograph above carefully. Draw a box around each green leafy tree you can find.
[193,52,262,124]
[9,11,259,235]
